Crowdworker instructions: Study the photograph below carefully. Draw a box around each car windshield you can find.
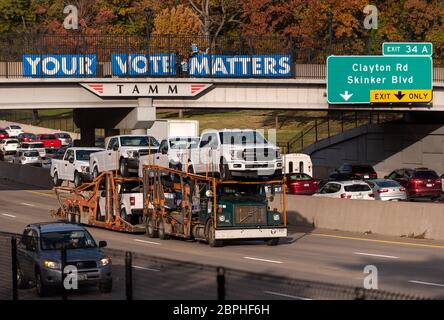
[374,180,400,188]
[288,173,312,181]
[76,150,100,161]
[24,151,39,157]
[0,130,7,134]
[120,136,159,147]
[40,135,56,140]
[56,133,70,138]
[219,131,268,145]
[29,143,44,148]
[10,125,21,129]
[344,184,371,192]
[169,137,200,149]
[40,230,96,250]
[119,181,142,193]
[7,140,18,144]
[352,165,375,173]
[218,184,266,197]
[413,170,439,179]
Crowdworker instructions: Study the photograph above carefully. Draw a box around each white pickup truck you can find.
[89,135,159,178]
[50,147,104,187]
[183,129,283,180]
[138,136,200,177]
[96,180,144,225]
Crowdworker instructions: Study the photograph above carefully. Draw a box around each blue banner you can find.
[22,54,96,77]
[111,54,176,76]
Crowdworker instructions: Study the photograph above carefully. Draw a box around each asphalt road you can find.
[0,178,443,300]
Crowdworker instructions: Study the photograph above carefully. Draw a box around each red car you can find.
[0,129,9,140]
[386,168,442,200]
[17,132,36,143]
[36,134,62,149]
[285,173,318,195]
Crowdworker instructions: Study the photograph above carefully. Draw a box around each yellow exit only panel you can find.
[370,90,432,103]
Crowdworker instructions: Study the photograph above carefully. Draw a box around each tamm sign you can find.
[81,83,213,98]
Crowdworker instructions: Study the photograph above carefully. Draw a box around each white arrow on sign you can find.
[340,91,353,101]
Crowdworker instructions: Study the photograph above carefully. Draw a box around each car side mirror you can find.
[26,243,36,252]
[68,158,74,164]
[98,240,107,248]
[112,145,119,151]
[162,148,168,155]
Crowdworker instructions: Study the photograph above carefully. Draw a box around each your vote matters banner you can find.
[23,54,97,77]
[111,54,176,76]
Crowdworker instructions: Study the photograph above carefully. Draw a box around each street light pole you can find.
[327,11,333,56]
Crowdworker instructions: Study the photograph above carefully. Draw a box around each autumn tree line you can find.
[0,0,443,60]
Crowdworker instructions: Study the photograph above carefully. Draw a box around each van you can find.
[283,153,313,177]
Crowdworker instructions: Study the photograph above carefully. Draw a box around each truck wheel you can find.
[35,270,49,297]
[266,238,280,246]
[93,166,99,180]
[74,172,82,188]
[219,160,232,181]
[146,217,158,238]
[188,164,194,174]
[158,220,170,240]
[119,160,129,177]
[98,279,112,293]
[206,220,223,247]
[120,208,128,222]
[53,172,62,186]
[17,265,29,289]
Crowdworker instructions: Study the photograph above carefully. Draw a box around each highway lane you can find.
[0,178,443,299]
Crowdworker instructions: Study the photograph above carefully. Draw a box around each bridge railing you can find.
[0,34,442,80]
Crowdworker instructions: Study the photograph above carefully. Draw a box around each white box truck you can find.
[146,120,199,142]
[283,153,313,177]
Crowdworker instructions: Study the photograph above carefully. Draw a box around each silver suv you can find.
[17,222,112,297]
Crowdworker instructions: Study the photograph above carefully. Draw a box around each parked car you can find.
[335,164,377,180]
[51,147,104,187]
[17,222,112,297]
[12,149,42,166]
[90,135,159,178]
[17,132,37,143]
[183,129,283,180]
[0,129,9,140]
[285,173,318,195]
[386,168,442,200]
[36,134,62,150]
[313,180,375,200]
[0,138,20,155]
[366,179,407,201]
[53,132,72,146]
[19,142,46,158]
[5,125,24,137]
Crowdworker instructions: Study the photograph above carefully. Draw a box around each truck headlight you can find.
[43,260,61,270]
[273,213,280,221]
[80,166,89,172]
[127,150,139,158]
[99,257,111,267]
[218,215,226,222]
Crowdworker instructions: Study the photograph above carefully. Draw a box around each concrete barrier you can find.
[0,161,53,189]
[279,194,444,241]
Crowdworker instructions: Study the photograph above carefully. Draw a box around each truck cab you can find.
[186,129,283,180]
[89,135,159,178]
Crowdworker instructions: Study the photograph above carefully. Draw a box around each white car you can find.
[90,135,159,178]
[138,136,199,176]
[51,147,104,187]
[184,129,283,180]
[5,125,24,137]
[0,138,20,155]
[53,132,73,146]
[366,179,407,201]
[12,149,42,166]
[19,142,46,158]
[313,180,375,200]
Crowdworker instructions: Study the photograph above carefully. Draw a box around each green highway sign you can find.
[383,42,433,56]
[327,55,433,104]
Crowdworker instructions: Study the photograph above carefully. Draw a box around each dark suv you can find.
[335,164,377,180]
[17,222,112,297]
[386,168,442,200]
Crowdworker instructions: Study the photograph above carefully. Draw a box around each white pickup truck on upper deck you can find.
[89,135,159,178]
[182,129,283,180]
[50,147,104,187]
